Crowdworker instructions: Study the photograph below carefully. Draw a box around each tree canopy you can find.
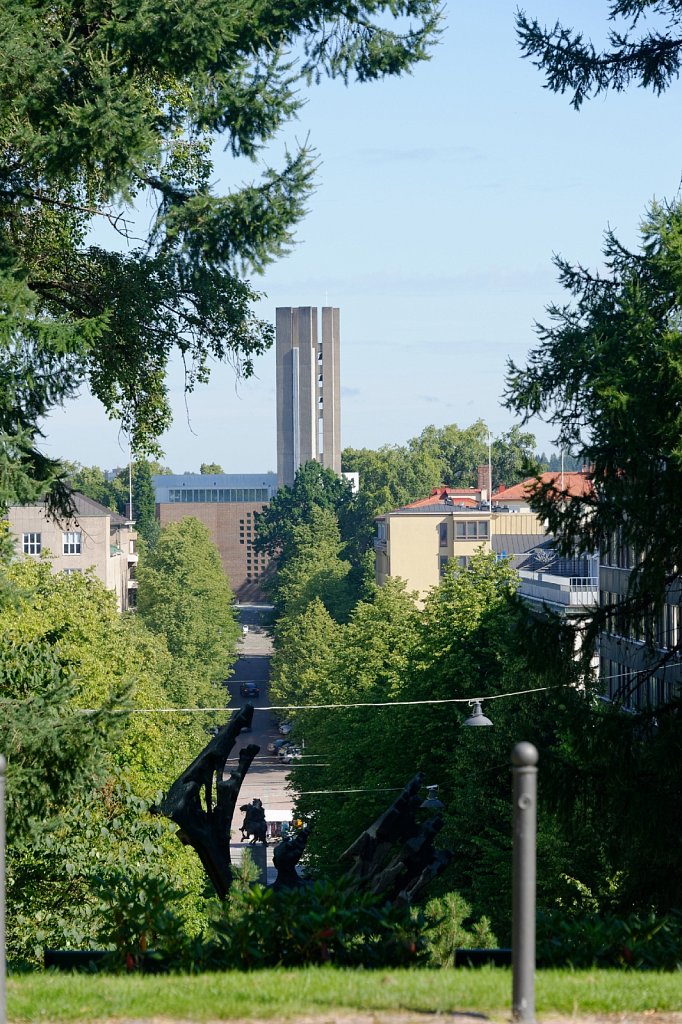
[505,200,682,661]
[136,517,240,700]
[517,2,682,109]
[0,0,441,498]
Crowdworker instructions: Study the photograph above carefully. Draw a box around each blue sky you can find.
[42,2,682,474]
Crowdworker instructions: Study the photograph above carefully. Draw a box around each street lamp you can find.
[463,699,493,727]
[420,784,444,811]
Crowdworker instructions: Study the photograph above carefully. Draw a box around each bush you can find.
[423,891,498,967]
[537,909,682,970]
[88,869,428,971]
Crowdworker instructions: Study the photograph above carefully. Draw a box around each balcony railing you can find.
[517,570,599,608]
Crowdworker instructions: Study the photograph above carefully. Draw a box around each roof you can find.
[10,492,128,525]
[386,487,482,514]
[492,534,555,571]
[494,471,593,504]
[69,492,127,523]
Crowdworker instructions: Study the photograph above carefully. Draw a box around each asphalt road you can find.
[225,603,294,825]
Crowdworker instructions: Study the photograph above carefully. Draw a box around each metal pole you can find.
[0,755,6,1024]
[511,742,538,1024]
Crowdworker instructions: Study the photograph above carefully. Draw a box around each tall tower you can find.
[276,306,341,488]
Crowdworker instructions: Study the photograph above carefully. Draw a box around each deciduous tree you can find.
[136,517,239,701]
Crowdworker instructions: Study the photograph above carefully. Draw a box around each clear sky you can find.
[41,2,682,474]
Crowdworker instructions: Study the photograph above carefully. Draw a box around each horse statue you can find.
[239,798,267,844]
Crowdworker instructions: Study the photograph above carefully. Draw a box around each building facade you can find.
[374,488,549,604]
[276,306,341,488]
[374,473,598,617]
[7,493,138,611]
[153,473,278,602]
[599,529,682,708]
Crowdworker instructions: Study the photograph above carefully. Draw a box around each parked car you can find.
[267,737,290,753]
[277,742,296,760]
[240,681,260,698]
[278,721,293,735]
[282,746,303,763]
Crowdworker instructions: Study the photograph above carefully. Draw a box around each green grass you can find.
[7,967,682,1022]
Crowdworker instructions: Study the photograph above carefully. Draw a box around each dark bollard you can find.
[511,742,537,1024]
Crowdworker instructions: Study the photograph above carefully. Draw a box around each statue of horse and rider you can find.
[239,797,267,844]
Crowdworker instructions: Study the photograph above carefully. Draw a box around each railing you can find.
[517,570,599,607]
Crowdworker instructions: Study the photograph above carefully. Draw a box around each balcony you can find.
[517,570,599,610]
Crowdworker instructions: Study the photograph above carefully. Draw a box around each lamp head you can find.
[463,699,493,727]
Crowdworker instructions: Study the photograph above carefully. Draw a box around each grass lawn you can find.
[7,967,682,1022]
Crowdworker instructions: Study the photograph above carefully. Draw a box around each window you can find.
[129,539,137,554]
[63,531,82,554]
[22,532,41,555]
[63,568,82,576]
[438,555,449,577]
[438,522,448,547]
[454,520,490,541]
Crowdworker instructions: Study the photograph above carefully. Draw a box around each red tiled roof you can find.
[399,487,481,510]
[494,472,593,503]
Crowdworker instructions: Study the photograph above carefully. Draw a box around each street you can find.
[224,603,293,878]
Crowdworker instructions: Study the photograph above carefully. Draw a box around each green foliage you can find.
[422,891,497,967]
[199,464,224,475]
[0,553,214,964]
[272,506,355,623]
[96,879,427,970]
[0,0,441,492]
[255,461,353,563]
[207,881,425,968]
[270,598,341,708]
[130,462,160,549]
[136,517,239,699]
[505,200,682,663]
[517,3,682,110]
[538,908,682,971]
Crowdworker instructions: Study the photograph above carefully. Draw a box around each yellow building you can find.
[375,474,598,610]
[375,487,547,604]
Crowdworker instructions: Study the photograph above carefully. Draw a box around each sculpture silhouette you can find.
[159,704,258,898]
[160,709,452,903]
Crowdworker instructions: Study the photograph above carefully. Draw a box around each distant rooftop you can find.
[495,471,593,504]
[153,472,278,505]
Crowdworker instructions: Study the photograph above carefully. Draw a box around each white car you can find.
[282,746,303,763]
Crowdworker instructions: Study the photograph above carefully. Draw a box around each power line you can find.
[77,683,566,715]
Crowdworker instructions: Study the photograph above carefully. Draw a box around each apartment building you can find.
[7,493,138,611]
[599,528,682,708]
[374,472,598,618]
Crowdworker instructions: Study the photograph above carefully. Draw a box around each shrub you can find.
[537,909,682,970]
[423,891,498,967]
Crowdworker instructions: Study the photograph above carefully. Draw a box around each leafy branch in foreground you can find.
[0,0,442,493]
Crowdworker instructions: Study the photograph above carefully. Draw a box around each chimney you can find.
[477,464,491,496]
